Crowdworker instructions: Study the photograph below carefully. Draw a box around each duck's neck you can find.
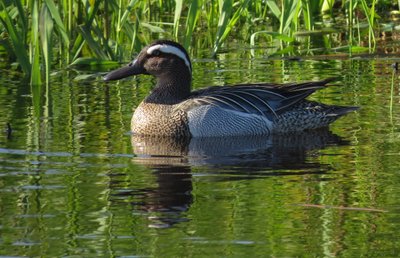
[144,73,192,105]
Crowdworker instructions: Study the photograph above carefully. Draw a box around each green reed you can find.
[0,0,30,75]
[390,63,398,120]
[0,0,384,84]
[360,0,377,51]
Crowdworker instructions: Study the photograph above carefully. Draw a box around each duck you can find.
[104,40,358,138]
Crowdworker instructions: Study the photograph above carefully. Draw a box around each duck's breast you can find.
[186,105,273,137]
[132,103,190,137]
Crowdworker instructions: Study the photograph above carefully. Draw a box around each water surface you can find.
[0,52,400,257]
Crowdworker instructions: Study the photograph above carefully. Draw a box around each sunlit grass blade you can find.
[114,0,139,57]
[301,0,312,30]
[348,0,354,56]
[280,0,300,35]
[44,0,69,46]
[120,0,140,27]
[359,0,377,52]
[128,15,142,55]
[212,0,250,56]
[30,0,41,85]
[266,0,281,20]
[220,0,250,40]
[183,0,200,49]
[30,44,41,85]
[212,0,233,56]
[39,4,54,85]
[174,0,183,39]
[321,0,334,15]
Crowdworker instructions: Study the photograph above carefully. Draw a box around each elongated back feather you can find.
[178,77,338,118]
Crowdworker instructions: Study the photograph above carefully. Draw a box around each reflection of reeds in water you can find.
[1,0,381,83]
[390,62,398,123]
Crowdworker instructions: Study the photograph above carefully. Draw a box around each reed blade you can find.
[44,0,69,46]
[174,0,183,38]
[183,0,200,49]
[39,4,54,85]
[30,0,41,85]
[0,2,30,75]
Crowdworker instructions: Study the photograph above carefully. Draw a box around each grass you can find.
[0,0,391,84]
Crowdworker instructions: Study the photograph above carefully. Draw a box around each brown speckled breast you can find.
[131,103,190,137]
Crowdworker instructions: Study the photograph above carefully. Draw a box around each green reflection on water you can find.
[0,53,400,257]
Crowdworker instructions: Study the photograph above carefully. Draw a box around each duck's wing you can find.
[178,78,337,119]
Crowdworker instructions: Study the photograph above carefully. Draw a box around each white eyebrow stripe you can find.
[147,44,191,72]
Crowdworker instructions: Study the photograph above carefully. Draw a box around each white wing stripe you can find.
[232,90,278,117]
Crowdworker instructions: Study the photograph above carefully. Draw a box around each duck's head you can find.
[104,40,192,81]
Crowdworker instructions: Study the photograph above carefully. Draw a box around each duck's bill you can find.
[103,60,146,81]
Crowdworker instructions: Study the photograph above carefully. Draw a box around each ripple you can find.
[20,185,65,190]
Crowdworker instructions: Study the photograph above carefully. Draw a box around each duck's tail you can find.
[327,105,359,117]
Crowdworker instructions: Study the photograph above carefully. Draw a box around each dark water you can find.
[1,52,400,257]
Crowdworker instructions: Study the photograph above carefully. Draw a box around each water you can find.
[1,51,400,257]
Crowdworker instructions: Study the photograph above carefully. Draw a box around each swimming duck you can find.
[104,40,358,137]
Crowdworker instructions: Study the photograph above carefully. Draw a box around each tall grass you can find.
[0,0,385,84]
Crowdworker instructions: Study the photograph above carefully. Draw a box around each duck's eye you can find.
[151,50,161,56]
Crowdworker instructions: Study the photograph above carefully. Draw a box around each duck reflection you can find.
[137,164,193,228]
[115,129,347,228]
[132,128,346,169]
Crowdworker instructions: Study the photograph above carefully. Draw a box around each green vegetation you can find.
[0,0,395,84]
